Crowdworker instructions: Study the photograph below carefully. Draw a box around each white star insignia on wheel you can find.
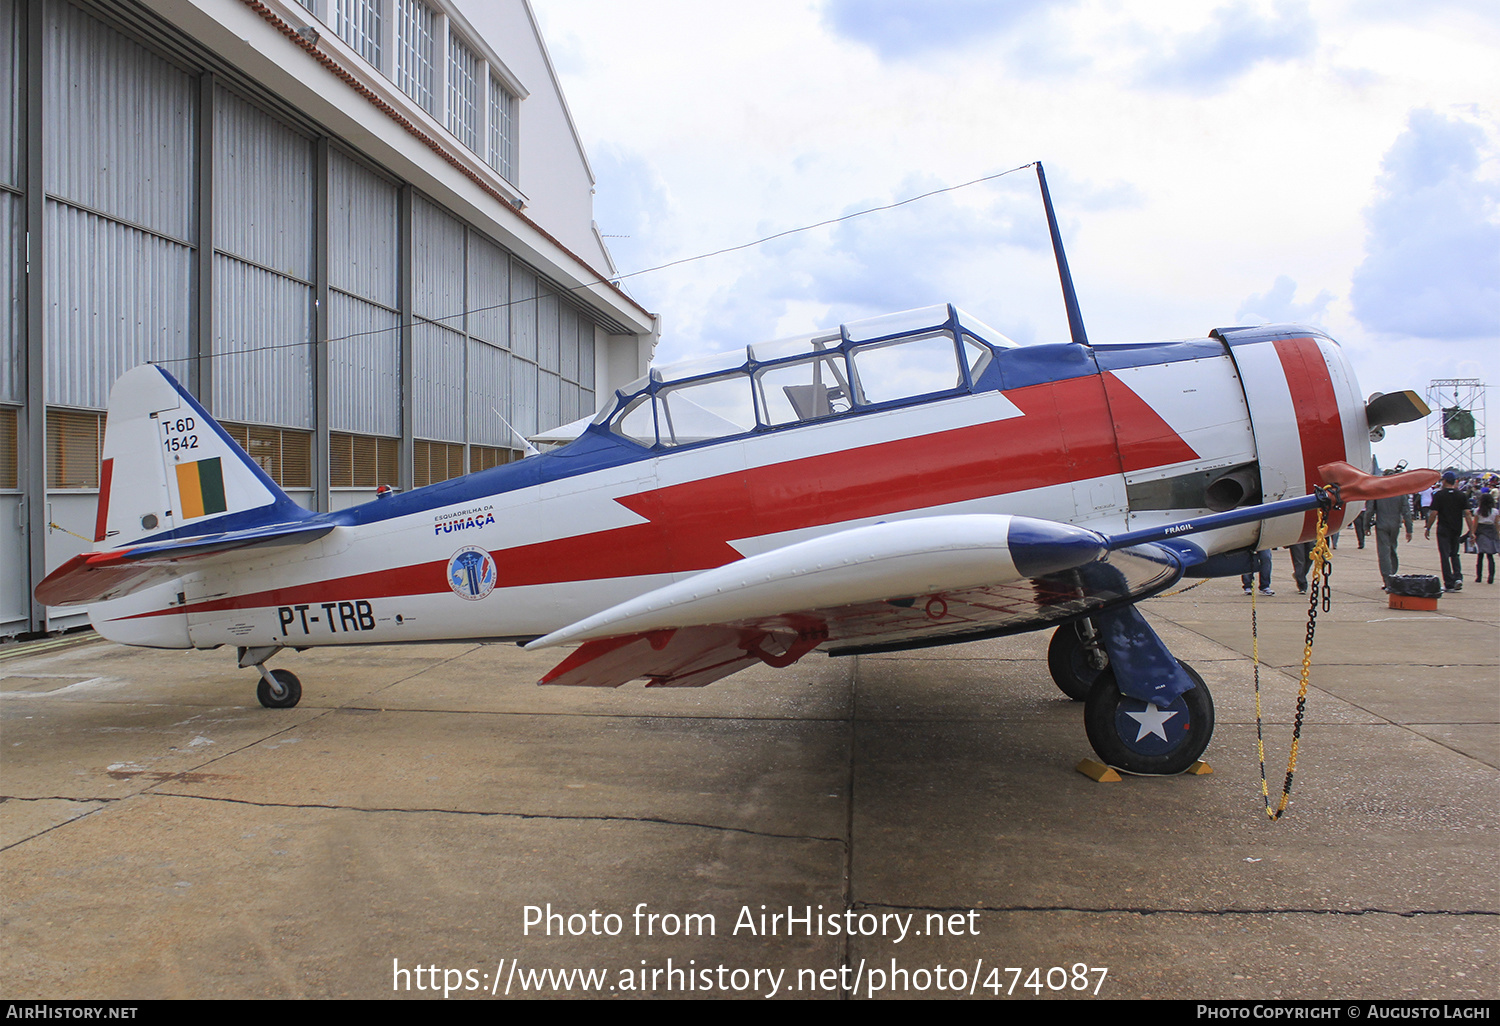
[1124,705,1179,742]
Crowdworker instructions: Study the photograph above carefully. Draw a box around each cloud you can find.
[775,177,1049,316]
[822,0,1059,60]
[1236,275,1334,326]
[1350,109,1500,340]
[1137,1,1317,92]
[588,146,676,277]
[1351,0,1500,27]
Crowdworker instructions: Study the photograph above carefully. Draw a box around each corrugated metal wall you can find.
[413,320,465,441]
[44,2,194,244]
[579,325,595,391]
[559,302,578,381]
[0,0,21,405]
[212,253,313,427]
[413,194,463,323]
[465,230,507,346]
[42,0,194,409]
[466,336,509,447]
[537,286,560,374]
[329,149,397,306]
[45,203,192,407]
[0,196,19,405]
[329,149,400,436]
[212,86,315,426]
[328,290,400,437]
[538,369,560,430]
[412,196,464,440]
[509,262,536,362]
[3,0,629,637]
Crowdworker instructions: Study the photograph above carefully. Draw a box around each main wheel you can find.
[1083,661,1214,774]
[1048,621,1107,701]
[256,668,302,709]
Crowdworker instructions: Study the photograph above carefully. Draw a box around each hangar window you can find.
[0,407,16,489]
[331,0,383,68]
[394,0,437,114]
[447,34,481,152]
[46,409,106,490]
[414,439,465,487]
[221,423,312,490]
[331,432,399,489]
[469,444,520,473]
[488,74,518,183]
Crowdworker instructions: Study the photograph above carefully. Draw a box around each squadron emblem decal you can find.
[447,546,497,601]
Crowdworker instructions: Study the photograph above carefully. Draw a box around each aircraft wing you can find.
[526,515,1186,688]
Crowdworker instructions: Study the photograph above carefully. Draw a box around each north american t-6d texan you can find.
[35,170,1435,777]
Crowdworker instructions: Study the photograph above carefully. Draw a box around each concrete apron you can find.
[1,541,1495,999]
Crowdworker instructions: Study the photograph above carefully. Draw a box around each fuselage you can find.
[87,306,1370,652]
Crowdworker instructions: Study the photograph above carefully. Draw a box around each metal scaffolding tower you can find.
[1426,379,1486,472]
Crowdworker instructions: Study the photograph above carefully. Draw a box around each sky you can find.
[525,0,1499,470]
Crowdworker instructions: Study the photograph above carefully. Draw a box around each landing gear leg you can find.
[1048,619,1108,701]
[238,645,302,709]
[1083,660,1214,774]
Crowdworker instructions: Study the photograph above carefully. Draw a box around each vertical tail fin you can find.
[96,365,308,550]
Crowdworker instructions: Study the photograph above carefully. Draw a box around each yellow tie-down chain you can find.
[1252,507,1333,821]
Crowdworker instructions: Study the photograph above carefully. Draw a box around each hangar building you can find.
[0,0,659,636]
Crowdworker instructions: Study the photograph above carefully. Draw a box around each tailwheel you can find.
[256,668,303,709]
[1083,661,1214,774]
[1047,620,1108,701]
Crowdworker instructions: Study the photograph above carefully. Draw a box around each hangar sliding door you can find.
[41,0,195,628]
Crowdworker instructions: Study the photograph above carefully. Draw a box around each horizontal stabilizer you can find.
[35,522,334,606]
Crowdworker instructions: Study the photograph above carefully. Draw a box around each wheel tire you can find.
[1047,622,1107,701]
[256,669,302,709]
[1083,661,1214,774]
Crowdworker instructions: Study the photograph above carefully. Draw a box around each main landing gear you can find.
[1047,620,1108,701]
[1082,661,1214,775]
[239,646,303,709]
[1050,621,1214,774]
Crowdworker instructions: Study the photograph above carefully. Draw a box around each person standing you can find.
[1288,542,1313,594]
[1471,489,1496,585]
[1371,482,1413,590]
[1241,550,1273,595]
[1426,471,1469,592]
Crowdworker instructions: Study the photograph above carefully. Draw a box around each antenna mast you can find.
[1036,161,1089,347]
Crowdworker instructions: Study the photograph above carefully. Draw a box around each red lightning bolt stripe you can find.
[123,373,1196,619]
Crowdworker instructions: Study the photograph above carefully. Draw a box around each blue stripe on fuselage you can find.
[1091,338,1228,371]
[328,429,656,527]
[127,332,1237,540]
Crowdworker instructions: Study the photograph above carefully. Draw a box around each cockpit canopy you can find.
[597,304,1016,449]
